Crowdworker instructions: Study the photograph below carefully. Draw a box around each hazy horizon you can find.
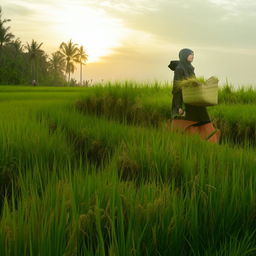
[2,0,256,86]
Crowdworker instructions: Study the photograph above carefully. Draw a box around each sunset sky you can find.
[2,0,256,86]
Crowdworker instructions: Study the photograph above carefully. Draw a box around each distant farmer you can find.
[32,80,37,86]
[168,48,220,143]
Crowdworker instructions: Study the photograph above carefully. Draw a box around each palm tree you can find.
[11,38,23,53]
[48,52,66,80]
[0,7,14,50]
[76,46,88,85]
[25,39,44,82]
[58,40,79,84]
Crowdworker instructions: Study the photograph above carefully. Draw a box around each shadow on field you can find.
[0,167,16,210]
[45,118,113,167]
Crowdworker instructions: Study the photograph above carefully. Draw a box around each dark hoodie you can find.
[168,48,210,122]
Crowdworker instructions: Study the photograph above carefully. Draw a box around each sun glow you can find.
[53,5,126,63]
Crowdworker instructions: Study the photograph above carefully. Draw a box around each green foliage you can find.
[0,8,87,86]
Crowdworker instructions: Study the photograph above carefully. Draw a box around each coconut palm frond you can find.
[75,45,88,85]
[58,39,79,84]
[49,52,66,73]
[0,23,15,47]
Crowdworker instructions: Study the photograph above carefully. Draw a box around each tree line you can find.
[0,7,88,86]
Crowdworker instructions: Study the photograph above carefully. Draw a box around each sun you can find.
[53,4,125,63]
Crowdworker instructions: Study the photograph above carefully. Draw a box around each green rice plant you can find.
[218,84,256,104]
[177,76,207,88]
[1,154,256,255]
[72,83,256,146]
[0,165,180,255]
[202,232,256,256]
[2,84,256,255]
[209,104,256,146]
[75,86,172,127]
[38,106,132,166]
[113,124,256,184]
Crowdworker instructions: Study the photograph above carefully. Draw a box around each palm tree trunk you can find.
[0,44,2,59]
[32,60,36,81]
[80,62,82,85]
[35,58,38,84]
[31,62,33,81]
[67,61,71,86]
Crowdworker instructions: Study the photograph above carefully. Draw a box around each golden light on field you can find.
[53,4,126,63]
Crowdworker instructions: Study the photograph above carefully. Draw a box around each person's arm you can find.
[172,67,185,112]
[173,67,185,93]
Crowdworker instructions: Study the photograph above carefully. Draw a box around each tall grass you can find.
[1,84,256,255]
[218,84,256,104]
[75,84,256,146]
[2,160,256,255]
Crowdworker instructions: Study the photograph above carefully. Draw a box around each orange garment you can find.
[171,119,221,143]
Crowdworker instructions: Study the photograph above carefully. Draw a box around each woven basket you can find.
[182,77,218,107]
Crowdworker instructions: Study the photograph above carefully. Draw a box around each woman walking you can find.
[168,48,220,143]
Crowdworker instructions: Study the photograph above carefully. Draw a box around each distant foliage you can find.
[0,7,87,86]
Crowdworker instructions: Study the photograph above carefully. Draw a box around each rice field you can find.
[1,83,256,255]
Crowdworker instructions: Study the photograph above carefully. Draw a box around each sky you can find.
[2,0,256,86]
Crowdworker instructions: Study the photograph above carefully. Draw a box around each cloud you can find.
[88,0,256,49]
[2,4,34,17]
[85,0,162,13]
[7,0,256,51]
